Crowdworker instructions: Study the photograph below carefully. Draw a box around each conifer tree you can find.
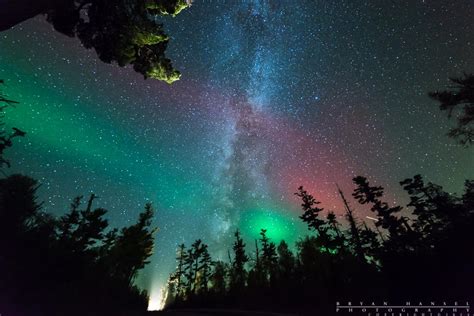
[197,244,212,293]
[183,247,195,295]
[352,176,406,236]
[400,175,452,234]
[429,73,474,145]
[229,230,248,291]
[210,261,227,295]
[295,186,335,251]
[0,81,25,169]
[108,203,156,286]
[169,243,187,298]
[295,186,326,233]
[259,229,278,284]
[189,239,205,293]
[276,240,295,282]
[337,185,364,258]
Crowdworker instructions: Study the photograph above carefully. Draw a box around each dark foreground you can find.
[148,310,299,316]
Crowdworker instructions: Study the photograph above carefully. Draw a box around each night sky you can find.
[1,0,473,308]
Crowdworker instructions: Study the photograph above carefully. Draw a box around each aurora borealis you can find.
[1,0,473,307]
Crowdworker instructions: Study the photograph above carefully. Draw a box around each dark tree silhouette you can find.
[189,239,205,293]
[210,260,227,295]
[0,174,42,240]
[0,173,157,315]
[247,239,265,290]
[169,243,187,299]
[0,0,191,83]
[295,186,340,252]
[229,229,248,292]
[197,243,212,293]
[57,195,108,253]
[166,239,216,306]
[337,185,364,258]
[183,246,195,295]
[352,176,407,236]
[359,222,380,262]
[0,81,25,168]
[106,202,156,287]
[172,238,211,297]
[276,240,295,285]
[163,172,474,313]
[429,73,474,145]
[295,186,326,234]
[258,229,277,286]
[400,174,447,235]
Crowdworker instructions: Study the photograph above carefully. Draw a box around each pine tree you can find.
[429,73,474,145]
[337,185,364,258]
[276,240,295,282]
[359,222,380,263]
[183,247,195,295]
[399,174,453,235]
[247,239,265,289]
[0,80,25,168]
[229,230,248,291]
[0,175,42,236]
[352,176,406,236]
[108,203,156,286]
[295,186,334,251]
[190,239,205,294]
[197,244,212,293]
[326,211,341,238]
[169,243,187,299]
[259,229,278,285]
[57,194,108,253]
[295,186,326,233]
[211,261,227,295]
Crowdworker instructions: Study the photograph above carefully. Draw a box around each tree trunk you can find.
[0,0,56,32]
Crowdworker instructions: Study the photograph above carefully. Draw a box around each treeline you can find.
[0,180,156,316]
[164,176,474,313]
[0,81,156,316]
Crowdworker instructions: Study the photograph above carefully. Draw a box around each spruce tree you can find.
[276,240,295,283]
[429,73,474,145]
[259,229,278,285]
[229,230,248,291]
[198,244,212,293]
[352,176,405,236]
[169,243,187,299]
[211,261,227,295]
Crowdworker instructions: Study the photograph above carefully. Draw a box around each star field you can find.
[0,0,473,301]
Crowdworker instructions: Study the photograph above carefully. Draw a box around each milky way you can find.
[1,0,473,305]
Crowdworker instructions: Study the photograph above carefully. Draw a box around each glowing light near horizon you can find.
[147,285,166,311]
[239,208,300,244]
